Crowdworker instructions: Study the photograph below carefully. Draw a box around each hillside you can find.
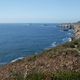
[0,38,80,80]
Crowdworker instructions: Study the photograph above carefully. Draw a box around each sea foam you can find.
[10,57,24,63]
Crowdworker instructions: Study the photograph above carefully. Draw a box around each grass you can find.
[12,71,80,80]
[11,71,25,80]
[12,72,45,80]
[26,72,45,80]
[53,71,80,80]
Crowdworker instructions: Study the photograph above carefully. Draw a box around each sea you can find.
[0,23,73,66]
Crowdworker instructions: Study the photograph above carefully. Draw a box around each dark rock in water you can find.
[60,24,74,31]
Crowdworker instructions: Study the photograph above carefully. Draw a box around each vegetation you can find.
[11,71,44,80]
[53,72,80,80]
[12,71,80,80]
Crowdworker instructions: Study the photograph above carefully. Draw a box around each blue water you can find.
[0,23,73,65]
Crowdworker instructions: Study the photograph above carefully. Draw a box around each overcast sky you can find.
[0,0,80,23]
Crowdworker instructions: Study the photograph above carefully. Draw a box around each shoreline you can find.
[0,38,80,79]
[0,24,74,67]
[0,23,80,79]
[59,23,80,40]
[0,23,78,67]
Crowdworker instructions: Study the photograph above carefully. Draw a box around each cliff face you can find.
[0,39,80,80]
[74,24,80,39]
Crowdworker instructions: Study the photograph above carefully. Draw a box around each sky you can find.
[0,0,80,23]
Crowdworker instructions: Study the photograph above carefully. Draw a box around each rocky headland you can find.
[59,22,80,39]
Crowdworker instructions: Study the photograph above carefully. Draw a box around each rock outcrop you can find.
[74,24,80,39]
[59,23,74,31]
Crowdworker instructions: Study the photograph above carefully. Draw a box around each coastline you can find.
[0,38,80,79]
[0,23,80,79]
[0,23,73,67]
[59,23,80,40]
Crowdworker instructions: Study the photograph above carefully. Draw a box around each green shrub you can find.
[12,71,80,80]
[11,71,25,80]
[12,72,44,80]
[26,72,44,80]
[53,71,80,80]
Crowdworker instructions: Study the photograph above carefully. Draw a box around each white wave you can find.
[11,57,24,63]
[34,52,38,55]
[68,38,72,42]
[62,37,67,42]
[62,37,72,42]
[44,42,57,51]
[51,42,57,47]
[67,32,71,35]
